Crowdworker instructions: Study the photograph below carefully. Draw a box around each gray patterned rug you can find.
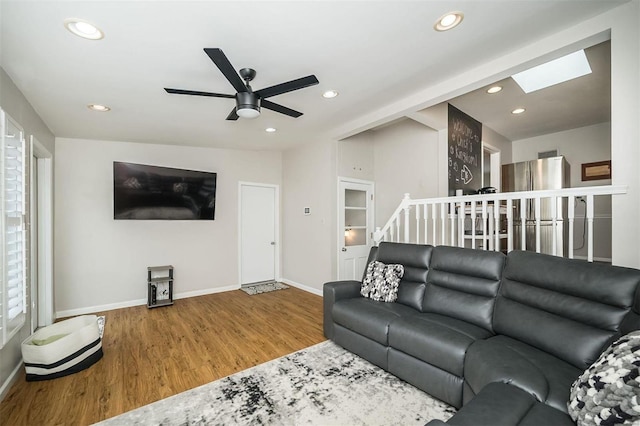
[241,282,289,295]
[95,341,456,425]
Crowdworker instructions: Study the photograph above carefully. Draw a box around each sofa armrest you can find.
[323,280,362,339]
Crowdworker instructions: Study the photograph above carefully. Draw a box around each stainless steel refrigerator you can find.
[501,156,570,256]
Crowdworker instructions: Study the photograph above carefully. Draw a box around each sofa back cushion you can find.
[375,242,433,311]
[422,246,506,331]
[495,250,640,370]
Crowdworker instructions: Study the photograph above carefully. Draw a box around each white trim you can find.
[280,278,323,297]
[32,138,54,327]
[482,142,501,191]
[238,182,280,286]
[55,285,240,318]
[0,360,22,402]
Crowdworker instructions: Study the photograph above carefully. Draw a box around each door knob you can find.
[342,247,347,252]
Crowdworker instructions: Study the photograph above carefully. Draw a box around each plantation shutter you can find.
[1,110,26,346]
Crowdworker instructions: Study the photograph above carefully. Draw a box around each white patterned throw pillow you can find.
[361,261,404,303]
[568,330,640,425]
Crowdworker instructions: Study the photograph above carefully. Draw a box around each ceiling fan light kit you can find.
[165,48,319,121]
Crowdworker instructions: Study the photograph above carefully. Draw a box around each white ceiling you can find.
[0,1,625,151]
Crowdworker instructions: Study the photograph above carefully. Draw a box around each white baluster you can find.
[551,196,557,256]
[470,201,476,249]
[507,199,513,252]
[423,204,428,245]
[535,197,541,253]
[493,199,500,252]
[432,204,437,246]
[520,198,527,250]
[404,204,410,243]
[441,203,447,246]
[587,194,594,262]
[415,203,420,244]
[568,196,575,259]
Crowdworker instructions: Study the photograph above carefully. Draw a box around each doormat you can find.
[241,282,289,295]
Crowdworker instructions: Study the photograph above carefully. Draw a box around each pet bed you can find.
[21,315,103,381]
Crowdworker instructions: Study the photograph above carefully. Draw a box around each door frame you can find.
[337,177,375,280]
[238,182,280,286]
[482,142,501,190]
[30,136,54,328]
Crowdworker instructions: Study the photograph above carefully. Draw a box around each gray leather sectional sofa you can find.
[323,242,640,425]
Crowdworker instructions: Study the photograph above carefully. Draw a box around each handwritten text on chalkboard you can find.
[448,104,482,195]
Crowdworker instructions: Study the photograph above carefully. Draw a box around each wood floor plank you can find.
[0,287,325,425]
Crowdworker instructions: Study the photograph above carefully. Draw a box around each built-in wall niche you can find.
[344,189,367,246]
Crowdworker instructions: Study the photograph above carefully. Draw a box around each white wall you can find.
[372,119,440,228]
[512,122,611,187]
[281,139,336,293]
[0,68,55,399]
[610,0,640,267]
[54,138,281,315]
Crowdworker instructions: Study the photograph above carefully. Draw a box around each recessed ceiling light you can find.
[487,86,503,94]
[87,104,110,112]
[322,90,339,99]
[512,50,592,93]
[64,18,104,40]
[511,108,526,115]
[434,12,464,31]
[265,127,277,133]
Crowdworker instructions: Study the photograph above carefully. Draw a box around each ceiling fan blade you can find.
[255,75,319,99]
[226,107,239,121]
[261,99,303,118]
[204,48,248,93]
[164,88,235,98]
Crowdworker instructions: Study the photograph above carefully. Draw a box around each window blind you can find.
[1,110,26,346]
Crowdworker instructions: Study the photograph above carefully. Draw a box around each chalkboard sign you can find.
[448,104,482,195]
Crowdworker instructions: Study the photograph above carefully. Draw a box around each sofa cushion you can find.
[464,335,582,413]
[422,246,505,331]
[495,250,640,370]
[361,261,404,302]
[389,313,493,377]
[332,297,419,345]
[427,382,574,426]
[376,242,432,311]
[568,330,640,425]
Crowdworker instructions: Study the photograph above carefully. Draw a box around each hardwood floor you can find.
[0,287,325,425]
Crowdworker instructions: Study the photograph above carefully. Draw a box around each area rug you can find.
[241,282,289,295]
[95,341,456,425]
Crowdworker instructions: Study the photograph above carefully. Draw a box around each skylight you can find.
[511,50,592,94]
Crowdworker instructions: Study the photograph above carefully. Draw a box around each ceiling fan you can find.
[164,48,319,120]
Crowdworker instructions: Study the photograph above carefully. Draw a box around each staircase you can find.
[374,185,627,262]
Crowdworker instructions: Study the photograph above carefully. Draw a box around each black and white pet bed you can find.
[21,315,104,381]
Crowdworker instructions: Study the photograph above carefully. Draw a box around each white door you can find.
[240,183,278,285]
[338,179,374,280]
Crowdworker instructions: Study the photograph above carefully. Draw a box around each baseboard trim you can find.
[280,278,323,297]
[0,361,22,402]
[55,285,241,318]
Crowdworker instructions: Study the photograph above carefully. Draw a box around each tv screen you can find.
[113,162,217,220]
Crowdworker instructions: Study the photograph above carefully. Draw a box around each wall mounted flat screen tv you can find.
[114,162,217,220]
